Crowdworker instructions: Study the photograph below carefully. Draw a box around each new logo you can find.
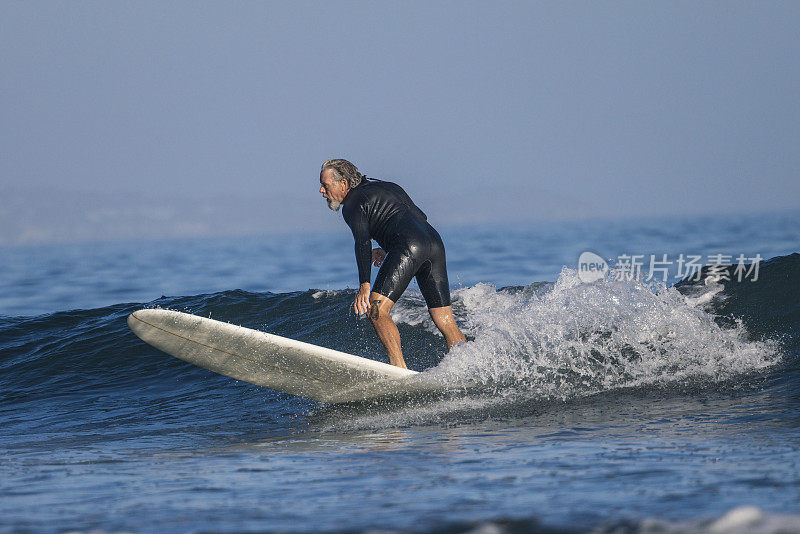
[577,251,608,283]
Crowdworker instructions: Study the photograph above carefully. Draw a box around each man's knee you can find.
[368,293,393,322]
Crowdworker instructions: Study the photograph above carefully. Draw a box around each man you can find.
[319,158,466,369]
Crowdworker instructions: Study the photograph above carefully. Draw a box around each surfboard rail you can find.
[128,308,441,403]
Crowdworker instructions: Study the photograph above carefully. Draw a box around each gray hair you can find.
[320,158,366,189]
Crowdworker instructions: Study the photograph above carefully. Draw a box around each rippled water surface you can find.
[1,211,799,533]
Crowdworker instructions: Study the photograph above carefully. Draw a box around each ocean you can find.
[1,210,799,533]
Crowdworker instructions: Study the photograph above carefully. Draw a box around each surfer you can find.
[319,158,466,368]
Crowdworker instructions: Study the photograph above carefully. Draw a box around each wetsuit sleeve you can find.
[342,202,372,285]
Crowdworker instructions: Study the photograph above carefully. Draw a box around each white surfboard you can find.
[127,308,444,403]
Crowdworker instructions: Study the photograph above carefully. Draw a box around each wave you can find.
[675,252,800,347]
[417,268,778,400]
[1,254,797,413]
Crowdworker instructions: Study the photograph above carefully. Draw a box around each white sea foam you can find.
[397,267,779,400]
[443,506,800,534]
[311,289,350,299]
[594,506,800,534]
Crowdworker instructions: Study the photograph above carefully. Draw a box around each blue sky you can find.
[2,1,798,244]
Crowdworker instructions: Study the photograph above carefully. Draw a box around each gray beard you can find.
[327,198,341,211]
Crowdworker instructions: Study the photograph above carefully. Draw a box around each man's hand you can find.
[372,248,386,267]
[353,282,371,315]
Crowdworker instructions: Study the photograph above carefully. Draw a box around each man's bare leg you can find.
[428,306,466,350]
[368,293,407,368]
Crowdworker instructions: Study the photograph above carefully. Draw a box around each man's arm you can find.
[342,203,372,285]
[342,201,373,315]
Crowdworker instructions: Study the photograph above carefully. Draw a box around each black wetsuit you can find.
[341,178,451,308]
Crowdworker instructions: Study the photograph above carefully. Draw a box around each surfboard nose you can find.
[128,309,157,337]
[127,310,144,335]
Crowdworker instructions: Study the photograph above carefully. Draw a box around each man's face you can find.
[319,169,349,211]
